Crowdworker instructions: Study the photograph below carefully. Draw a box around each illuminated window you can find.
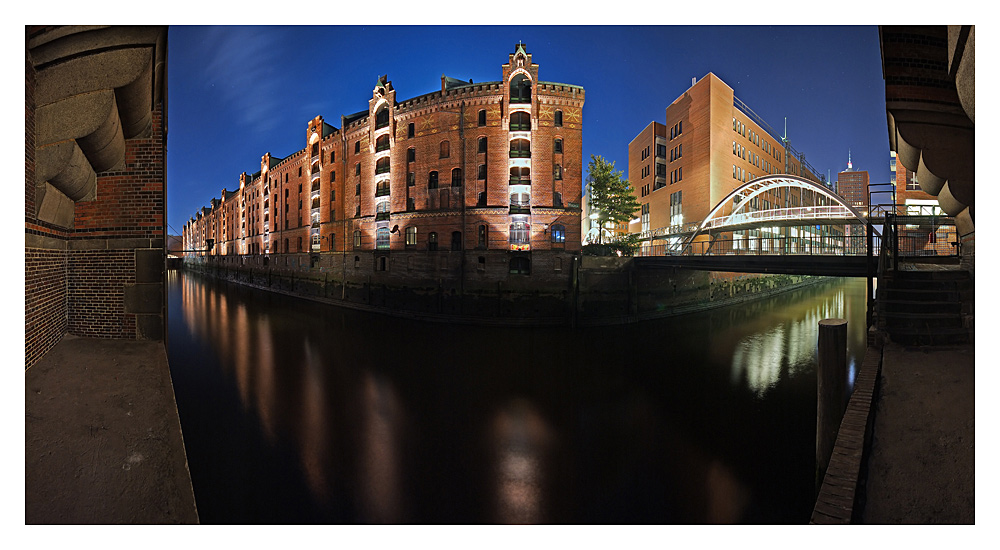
[478,224,487,248]
[353,231,361,248]
[551,224,566,243]
[376,227,390,250]
[405,226,417,246]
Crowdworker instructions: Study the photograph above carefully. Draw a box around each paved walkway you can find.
[862,342,975,523]
[25,335,199,524]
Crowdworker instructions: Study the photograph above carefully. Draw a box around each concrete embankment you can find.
[181,254,826,325]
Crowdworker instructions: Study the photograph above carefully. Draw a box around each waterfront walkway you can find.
[862,341,975,523]
[25,335,199,524]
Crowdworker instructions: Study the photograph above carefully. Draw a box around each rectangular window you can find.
[330,171,336,182]
[478,164,487,180]
[478,137,487,154]
[407,148,415,162]
[554,139,563,154]
[330,151,335,163]
[478,109,486,126]
[408,123,414,138]
[408,172,415,186]
[406,226,417,246]
[355,163,361,176]
[355,141,360,154]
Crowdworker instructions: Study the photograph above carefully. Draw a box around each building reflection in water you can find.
[729,286,859,398]
[254,316,278,443]
[297,338,331,501]
[491,398,551,524]
[359,371,403,523]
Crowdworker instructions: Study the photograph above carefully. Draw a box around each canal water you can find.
[166,270,868,524]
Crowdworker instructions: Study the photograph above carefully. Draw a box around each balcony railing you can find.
[375,165,391,175]
[509,150,531,159]
[509,204,530,215]
[375,143,390,153]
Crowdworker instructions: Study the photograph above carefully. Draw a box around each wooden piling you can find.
[817,318,848,487]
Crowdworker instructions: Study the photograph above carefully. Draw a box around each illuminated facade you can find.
[836,152,870,210]
[184,44,583,277]
[627,73,830,248]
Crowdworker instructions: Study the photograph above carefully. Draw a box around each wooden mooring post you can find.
[817,318,849,488]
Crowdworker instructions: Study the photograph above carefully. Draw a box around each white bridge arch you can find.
[679,175,878,254]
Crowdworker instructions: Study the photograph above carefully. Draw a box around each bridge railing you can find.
[636,235,877,257]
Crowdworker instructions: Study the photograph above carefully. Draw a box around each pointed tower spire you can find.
[847,149,853,171]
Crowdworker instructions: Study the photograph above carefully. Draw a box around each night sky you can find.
[166,24,890,236]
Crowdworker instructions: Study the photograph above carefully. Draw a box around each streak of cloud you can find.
[196,26,286,132]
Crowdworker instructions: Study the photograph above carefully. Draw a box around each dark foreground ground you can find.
[25,335,198,524]
[862,342,975,523]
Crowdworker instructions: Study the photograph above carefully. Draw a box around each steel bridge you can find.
[631,175,950,277]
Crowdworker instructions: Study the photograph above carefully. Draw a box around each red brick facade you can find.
[185,44,584,279]
[25,26,168,369]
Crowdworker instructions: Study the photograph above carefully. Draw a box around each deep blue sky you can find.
[166,25,889,235]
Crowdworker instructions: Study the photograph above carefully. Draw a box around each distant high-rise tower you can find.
[837,152,869,209]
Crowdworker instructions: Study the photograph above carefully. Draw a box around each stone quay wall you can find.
[181,252,824,326]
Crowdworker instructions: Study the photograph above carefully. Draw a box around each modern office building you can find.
[627,73,831,250]
[185,43,584,280]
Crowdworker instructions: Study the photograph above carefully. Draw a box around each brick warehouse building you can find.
[627,73,838,251]
[184,43,584,288]
[26,26,168,368]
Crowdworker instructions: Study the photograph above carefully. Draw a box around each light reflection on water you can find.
[728,287,859,399]
[167,271,868,524]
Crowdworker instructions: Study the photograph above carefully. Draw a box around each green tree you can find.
[585,155,641,244]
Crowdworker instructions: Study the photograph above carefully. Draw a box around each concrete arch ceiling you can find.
[682,175,871,254]
[29,26,166,227]
[881,25,975,237]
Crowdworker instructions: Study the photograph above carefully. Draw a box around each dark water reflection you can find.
[166,270,867,524]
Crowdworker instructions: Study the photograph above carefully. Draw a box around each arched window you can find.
[510,74,531,104]
[375,105,389,129]
[554,110,563,127]
[509,139,530,158]
[428,231,438,251]
[375,134,390,152]
[375,157,390,175]
[510,111,531,131]
[311,142,319,156]
[439,140,450,159]
[478,136,487,153]
[478,109,486,126]
[428,171,439,189]
[451,168,462,187]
